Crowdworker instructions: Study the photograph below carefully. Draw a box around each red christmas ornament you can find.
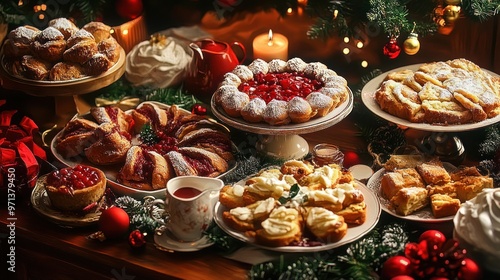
[98,206,130,239]
[391,276,415,280]
[458,258,482,280]
[419,230,447,248]
[115,0,144,20]
[343,151,360,168]
[128,229,147,248]
[381,256,413,279]
[383,38,401,59]
[191,103,207,115]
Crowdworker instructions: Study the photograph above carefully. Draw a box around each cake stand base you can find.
[256,134,309,160]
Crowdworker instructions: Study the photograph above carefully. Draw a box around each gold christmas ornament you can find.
[403,32,420,55]
[443,5,461,23]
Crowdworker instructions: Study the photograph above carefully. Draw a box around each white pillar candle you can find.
[252,29,288,61]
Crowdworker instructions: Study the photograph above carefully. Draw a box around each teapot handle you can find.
[231,41,246,64]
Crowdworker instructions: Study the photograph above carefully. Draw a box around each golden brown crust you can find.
[98,37,121,64]
[85,123,131,165]
[49,62,85,81]
[82,21,111,43]
[82,53,112,76]
[18,55,52,80]
[430,194,460,218]
[31,27,66,62]
[63,29,98,64]
[48,18,79,39]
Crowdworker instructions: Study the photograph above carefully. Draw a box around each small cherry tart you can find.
[215,57,349,125]
[44,164,106,211]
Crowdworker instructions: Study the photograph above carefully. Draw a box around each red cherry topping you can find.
[238,72,323,103]
[46,165,101,194]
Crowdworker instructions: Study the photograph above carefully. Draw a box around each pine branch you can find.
[462,0,500,22]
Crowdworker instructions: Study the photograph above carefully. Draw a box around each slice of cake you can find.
[390,187,429,216]
[430,194,460,218]
[380,168,424,199]
[416,159,451,185]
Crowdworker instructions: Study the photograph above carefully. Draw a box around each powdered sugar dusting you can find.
[232,65,253,81]
[268,59,287,73]
[248,58,269,75]
[287,57,307,72]
[307,92,333,110]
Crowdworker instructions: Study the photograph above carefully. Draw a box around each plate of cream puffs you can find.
[214,160,381,252]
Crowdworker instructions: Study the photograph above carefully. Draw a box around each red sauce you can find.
[173,187,202,198]
[105,106,119,123]
[238,72,323,103]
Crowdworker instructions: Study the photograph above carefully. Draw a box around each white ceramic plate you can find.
[366,167,455,223]
[361,64,500,132]
[214,182,381,253]
[31,175,101,227]
[211,89,353,135]
[51,101,237,200]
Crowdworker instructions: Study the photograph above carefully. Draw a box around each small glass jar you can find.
[311,143,344,167]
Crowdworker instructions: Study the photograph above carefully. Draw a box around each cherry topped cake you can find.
[44,164,106,211]
[214,57,350,125]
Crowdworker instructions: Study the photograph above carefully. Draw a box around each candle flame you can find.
[267,29,274,46]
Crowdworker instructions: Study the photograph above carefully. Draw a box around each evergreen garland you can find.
[306,0,500,40]
[248,223,409,279]
[114,196,162,235]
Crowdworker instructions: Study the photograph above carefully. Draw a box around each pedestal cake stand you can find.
[211,90,354,160]
[0,48,126,131]
[361,64,500,162]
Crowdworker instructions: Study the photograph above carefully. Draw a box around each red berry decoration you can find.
[191,103,207,115]
[115,0,144,20]
[391,276,414,280]
[98,206,130,239]
[458,258,482,280]
[128,230,147,248]
[383,38,401,59]
[381,256,412,279]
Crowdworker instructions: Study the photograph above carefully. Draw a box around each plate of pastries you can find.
[361,58,500,132]
[0,18,125,96]
[367,153,494,222]
[51,101,237,199]
[211,57,353,135]
[214,160,381,252]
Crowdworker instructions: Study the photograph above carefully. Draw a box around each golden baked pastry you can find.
[85,122,132,165]
[55,118,98,158]
[91,105,133,134]
[63,29,98,64]
[430,194,460,218]
[31,26,66,62]
[305,207,348,242]
[390,187,429,216]
[222,197,277,232]
[415,159,451,185]
[255,206,303,247]
[375,58,500,125]
[383,154,425,171]
[44,164,106,211]
[380,168,425,199]
[49,62,85,81]
[48,17,79,39]
[82,21,111,43]
[117,146,173,191]
[18,55,52,80]
[4,26,40,57]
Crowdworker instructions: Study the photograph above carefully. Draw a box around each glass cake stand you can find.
[211,90,354,160]
[361,64,500,162]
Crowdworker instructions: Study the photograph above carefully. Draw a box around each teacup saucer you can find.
[153,227,214,252]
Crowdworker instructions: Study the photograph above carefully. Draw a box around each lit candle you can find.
[252,29,288,61]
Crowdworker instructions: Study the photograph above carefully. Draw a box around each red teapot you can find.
[184,39,246,104]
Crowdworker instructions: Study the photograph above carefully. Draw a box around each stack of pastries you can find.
[374,58,500,124]
[380,154,493,218]
[219,160,367,247]
[54,102,234,191]
[2,18,121,81]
